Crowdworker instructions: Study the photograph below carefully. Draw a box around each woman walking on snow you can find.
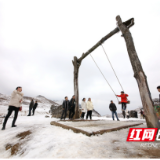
[116,91,129,118]
[2,86,23,130]
[86,98,94,120]
[81,98,87,119]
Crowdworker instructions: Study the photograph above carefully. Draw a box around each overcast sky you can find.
[0,0,160,115]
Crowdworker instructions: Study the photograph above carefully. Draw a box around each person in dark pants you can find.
[32,101,38,116]
[140,109,145,119]
[69,95,76,120]
[81,98,87,119]
[27,99,34,116]
[2,86,23,130]
[126,111,130,119]
[109,100,120,121]
[86,98,94,120]
[122,103,127,118]
[60,96,70,120]
[116,91,129,119]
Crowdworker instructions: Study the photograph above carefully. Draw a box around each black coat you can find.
[69,98,75,110]
[62,100,69,110]
[109,103,117,111]
[29,100,34,109]
[33,103,38,109]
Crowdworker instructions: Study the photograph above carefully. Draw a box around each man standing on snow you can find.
[2,86,23,130]
[60,96,70,120]
[32,101,38,116]
[27,99,34,116]
[109,100,120,121]
[69,95,76,120]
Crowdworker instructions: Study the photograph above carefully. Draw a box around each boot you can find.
[117,119,120,121]
[1,126,5,130]
[12,125,17,127]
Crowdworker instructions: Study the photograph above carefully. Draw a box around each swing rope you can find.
[90,54,119,102]
[101,44,124,91]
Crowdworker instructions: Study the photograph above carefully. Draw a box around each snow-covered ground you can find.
[0,93,160,158]
[0,115,160,158]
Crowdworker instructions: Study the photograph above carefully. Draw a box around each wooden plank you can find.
[92,123,143,135]
[50,121,143,137]
[50,121,92,137]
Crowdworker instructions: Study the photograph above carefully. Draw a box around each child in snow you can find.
[116,91,129,118]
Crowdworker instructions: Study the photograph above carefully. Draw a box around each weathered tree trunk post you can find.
[116,15,160,128]
[72,56,82,119]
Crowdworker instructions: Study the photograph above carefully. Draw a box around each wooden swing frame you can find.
[72,15,160,129]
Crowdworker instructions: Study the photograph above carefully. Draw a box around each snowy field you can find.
[0,115,160,158]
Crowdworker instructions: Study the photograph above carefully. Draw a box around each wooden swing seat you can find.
[118,101,130,104]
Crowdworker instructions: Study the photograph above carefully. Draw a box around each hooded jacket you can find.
[9,90,23,108]
[87,101,94,111]
[81,101,87,112]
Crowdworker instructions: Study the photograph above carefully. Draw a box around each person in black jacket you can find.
[157,86,160,105]
[109,100,120,121]
[32,101,38,116]
[69,95,76,120]
[60,96,70,120]
[27,99,34,116]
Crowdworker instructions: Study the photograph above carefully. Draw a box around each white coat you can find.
[87,101,94,111]
[9,90,23,108]
[81,101,87,113]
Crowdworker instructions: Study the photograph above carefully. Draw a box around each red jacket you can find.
[117,94,128,103]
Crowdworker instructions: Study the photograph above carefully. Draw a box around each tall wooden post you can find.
[72,56,82,119]
[116,15,160,128]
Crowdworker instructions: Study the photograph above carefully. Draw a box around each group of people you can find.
[61,95,76,120]
[61,95,94,120]
[27,99,38,116]
[1,86,160,130]
[80,98,94,120]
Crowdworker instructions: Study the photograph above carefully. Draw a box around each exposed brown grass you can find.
[16,130,31,140]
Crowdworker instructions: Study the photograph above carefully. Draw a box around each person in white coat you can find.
[80,98,87,119]
[2,87,23,130]
[86,98,94,120]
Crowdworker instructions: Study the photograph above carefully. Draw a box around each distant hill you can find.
[0,93,59,116]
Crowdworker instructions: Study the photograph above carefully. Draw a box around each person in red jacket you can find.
[116,91,129,118]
